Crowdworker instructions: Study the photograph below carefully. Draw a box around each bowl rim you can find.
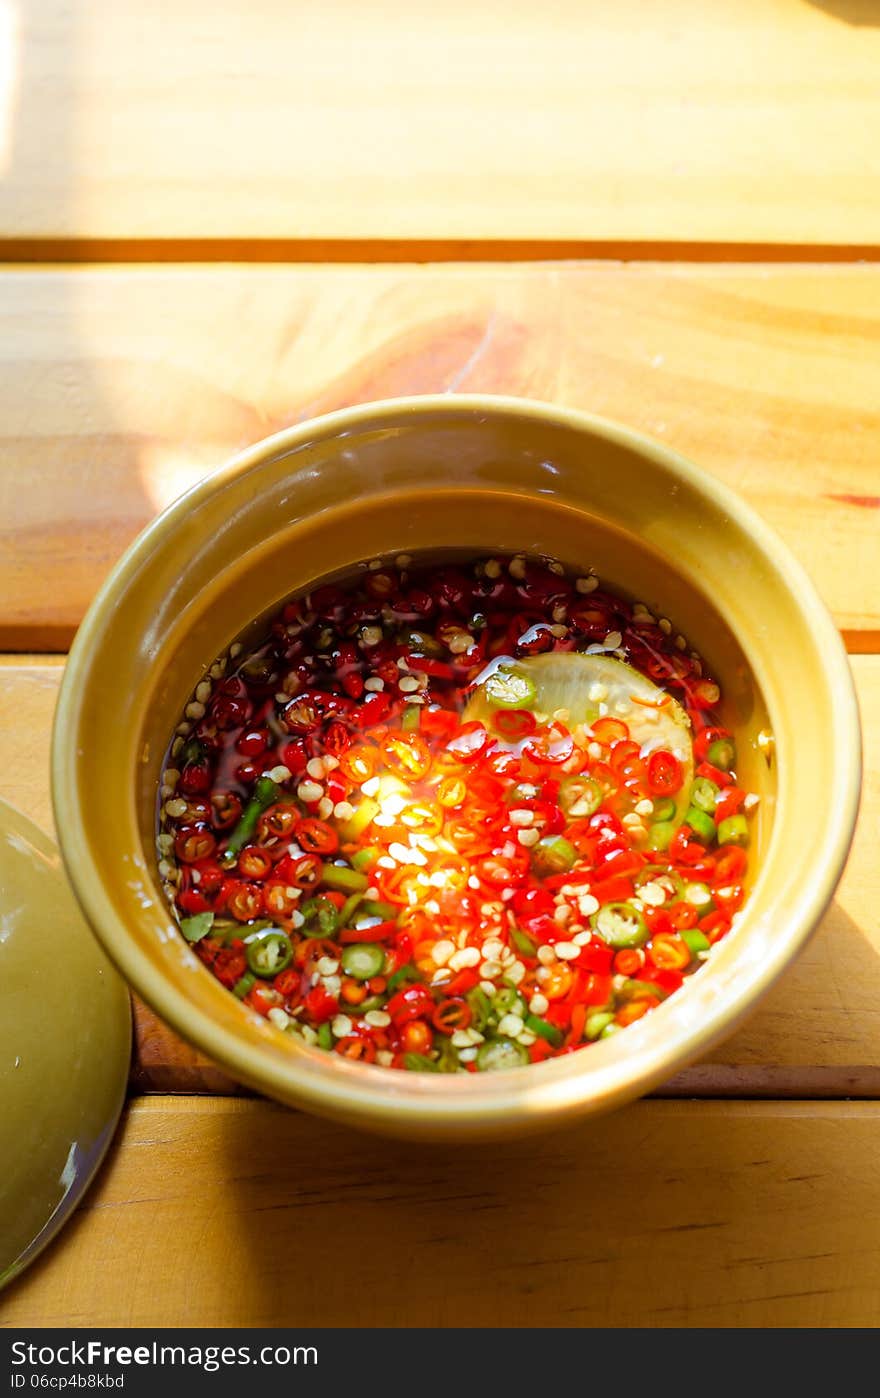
[52,393,862,1133]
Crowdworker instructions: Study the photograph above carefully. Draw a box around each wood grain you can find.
[3,2,880,246]
[3,654,876,1096]
[1,262,880,649]
[4,1097,880,1327]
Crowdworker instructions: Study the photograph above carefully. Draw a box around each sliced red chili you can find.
[444,721,493,765]
[335,1035,378,1062]
[647,749,684,796]
[294,818,340,856]
[522,723,575,766]
[275,852,324,889]
[338,745,379,784]
[380,732,432,780]
[713,846,748,885]
[432,998,472,1035]
[386,984,436,1024]
[420,707,460,740]
[492,708,537,740]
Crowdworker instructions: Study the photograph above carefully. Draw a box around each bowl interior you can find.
[55,400,858,1139]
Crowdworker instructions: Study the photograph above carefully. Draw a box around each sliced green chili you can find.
[559,774,603,817]
[717,814,750,847]
[591,901,649,948]
[531,835,578,878]
[524,1014,563,1047]
[317,1023,333,1051]
[404,1052,440,1073]
[493,986,528,1018]
[646,820,676,852]
[507,782,540,805]
[683,881,715,911]
[351,994,385,1014]
[299,895,340,938]
[483,667,537,710]
[707,737,736,772]
[245,929,293,978]
[634,863,672,888]
[511,927,538,958]
[618,977,667,1002]
[340,943,385,981]
[584,1010,615,1040]
[651,796,677,823]
[337,891,366,930]
[223,776,280,858]
[350,846,381,872]
[232,970,256,999]
[386,963,422,994]
[320,864,369,894]
[681,927,711,955]
[180,737,203,766]
[466,985,494,1031]
[179,911,214,943]
[359,899,397,922]
[476,1037,530,1071]
[338,797,380,843]
[401,704,422,732]
[436,1038,461,1073]
[399,627,444,658]
[684,805,717,845]
[691,777,719,814]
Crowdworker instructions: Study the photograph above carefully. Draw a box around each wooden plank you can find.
[3,3,880,246]
[4,1097,880,1327]
[1,655,877,1096]
[1,262,879,649]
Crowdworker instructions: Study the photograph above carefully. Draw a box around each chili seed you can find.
[554,942,580,961]
[297,780,324,803]
[498,1013,524,1037]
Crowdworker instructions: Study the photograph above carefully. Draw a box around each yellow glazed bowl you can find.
[52,396,861,1141]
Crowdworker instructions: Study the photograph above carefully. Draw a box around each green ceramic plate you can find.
[0,800,130,1289]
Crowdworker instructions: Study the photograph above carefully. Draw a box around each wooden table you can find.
[2,1,879,1328]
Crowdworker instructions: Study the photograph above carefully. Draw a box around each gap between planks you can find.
[2,239,880,265]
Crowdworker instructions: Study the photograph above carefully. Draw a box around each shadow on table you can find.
[666,900,880,1096]
[6,897,876,1324]
[210,895,880,1327]
[802,0,880,22]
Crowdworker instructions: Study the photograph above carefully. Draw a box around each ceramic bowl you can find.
[52,396,860,1140]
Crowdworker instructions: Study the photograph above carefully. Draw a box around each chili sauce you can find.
[157,553,758,1072]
